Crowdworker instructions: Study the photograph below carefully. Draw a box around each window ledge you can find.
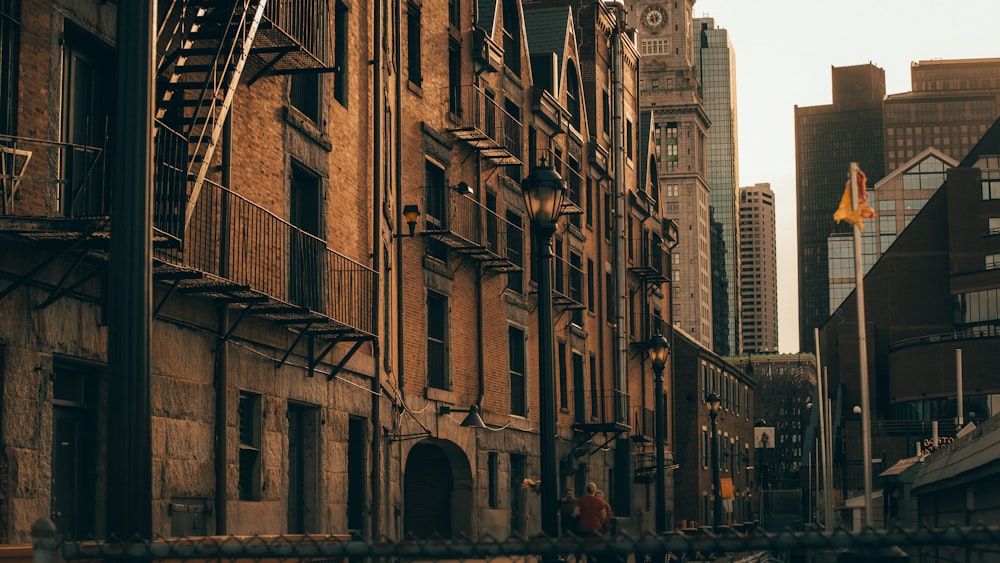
[283,106,333,151]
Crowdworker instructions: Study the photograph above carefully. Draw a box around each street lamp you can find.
[648,334,670,533]
[522,164,566,540]
[706,392,723,531]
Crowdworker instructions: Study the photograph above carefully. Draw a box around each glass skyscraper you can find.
[694,18,741,356]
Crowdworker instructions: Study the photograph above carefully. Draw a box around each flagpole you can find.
[814,328,833,530]
[849,162,874,528]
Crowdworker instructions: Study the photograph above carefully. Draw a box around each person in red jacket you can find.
[572,481,611,535]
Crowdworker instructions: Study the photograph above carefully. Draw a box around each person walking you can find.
[559,487,578,535]
[572,481,610,535]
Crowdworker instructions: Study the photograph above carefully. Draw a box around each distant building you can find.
[693,17,741,357]
[818,117,1000,501]
[795,64,887,353]
[798,59,1000,352]
[738,183,778,354]
[633,0,714,349]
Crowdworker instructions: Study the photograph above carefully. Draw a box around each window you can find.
[626,118,634,161]
[407,2,422,86]
[506,211,524,293]
[333,0,348,105]
[290,161,322,310]
[424,159,448,260]
[52,359,100,537]
[572,352,585,422]
[605,271,615,320]
[558,341,568,409]
[589,354,599,419]
[602,90,610,137]
[585,178,593,226]
[509,326,527,416]
[502,0,520,75]
[448,40,462,115]
[586,258,595,313]
[239,391,262,501]
[0,0,19,135]
[566,64,580,131]
[427,291,449,389]
[290,73,321,122]
[568,157,582,228]
[570,250,584,326]
[448,0,461,29]
[488,452,500,508]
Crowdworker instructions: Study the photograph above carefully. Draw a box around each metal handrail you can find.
[0,132,105,219]
[262,0,328,62]
[155,178,376,337]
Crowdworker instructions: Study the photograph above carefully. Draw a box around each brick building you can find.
[0,0,682,542]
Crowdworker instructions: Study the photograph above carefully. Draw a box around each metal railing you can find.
[573,389,630,428]
[0,132,106,220]
[552,253,585,310]
[424,187,523,270]
[262,0,328,63]
[27,519,1000,562]
[450,84,523,165]
[155,178,376,337]
[890,322,1000,350]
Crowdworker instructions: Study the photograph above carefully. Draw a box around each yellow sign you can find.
[720,477,735,499]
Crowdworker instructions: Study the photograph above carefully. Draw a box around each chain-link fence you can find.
[26,519,1000,563]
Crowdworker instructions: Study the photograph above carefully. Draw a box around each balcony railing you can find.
[247,0,330,78]
[630,313,666,345]
[447,84,522,165]
[571,389,630,433]
[155,178,376,339]
[552,253,585,311]
[630,233,668,284]
[422,187,523,273]
[0,132,107,223]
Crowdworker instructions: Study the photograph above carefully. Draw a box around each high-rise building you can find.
[795,64,887,353]
[822,59,1000,315]
[634,0,713,349]
[693,17,741,357]
[739,183,778,353]
[885,58,1000,172]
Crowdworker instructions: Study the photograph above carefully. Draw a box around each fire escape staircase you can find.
[422,187,524,275]
[0,0,372,379]
[152,0,372,376]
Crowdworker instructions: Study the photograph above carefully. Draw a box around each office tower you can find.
[885,58,1000,172]
[739,183,778,353]
[693,17,741,356]
[794,64,887,353]
[824,58,1000,315]
[634,0,714,349]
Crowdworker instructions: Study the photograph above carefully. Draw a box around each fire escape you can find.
[0,0,375,377]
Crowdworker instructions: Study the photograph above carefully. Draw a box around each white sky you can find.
[691,0,1000,353]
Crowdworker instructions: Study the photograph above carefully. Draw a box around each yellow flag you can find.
[833,168,876,230]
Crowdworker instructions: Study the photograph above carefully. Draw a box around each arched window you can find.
[566,63,581,131]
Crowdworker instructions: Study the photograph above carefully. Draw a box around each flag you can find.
[833,167,876,229]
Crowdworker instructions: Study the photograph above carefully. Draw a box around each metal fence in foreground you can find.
[27,520,1000,563]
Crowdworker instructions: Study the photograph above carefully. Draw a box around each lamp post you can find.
[648,334,670,532]
[706,392,723,531]
[522,164,566,540]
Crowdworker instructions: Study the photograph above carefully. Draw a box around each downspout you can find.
[610,6,627,424]
[214,107,233,534]
[475,157,485,407]
[392,0,406,540]
[608,2,633,518]
[370,0,385,540]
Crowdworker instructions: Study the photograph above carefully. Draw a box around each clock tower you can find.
[632,0,715,350]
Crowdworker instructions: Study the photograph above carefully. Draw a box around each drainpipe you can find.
[370,0,385,541]
[608,2,632,517]
[475,158,485,408]
[392,0,405,541]
[214,103,233,534]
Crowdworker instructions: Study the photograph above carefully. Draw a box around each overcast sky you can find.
[691,0,1000,352]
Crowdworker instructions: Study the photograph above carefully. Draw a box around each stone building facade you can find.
[0,0,685,543]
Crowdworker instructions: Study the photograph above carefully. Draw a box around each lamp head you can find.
[402,204,421,237]
[706,392,721,415]
[647,334,670,368]
[521,165,566,225]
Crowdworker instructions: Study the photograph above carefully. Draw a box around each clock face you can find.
[641,5,666,31]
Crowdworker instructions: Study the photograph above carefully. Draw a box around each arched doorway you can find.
[403,439,473,538]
